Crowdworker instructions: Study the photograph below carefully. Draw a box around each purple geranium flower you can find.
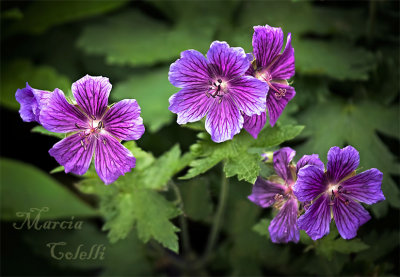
[244,25,296,138]
[248,147,323,243]
[293,146,385,240]
[39,75,145,185]
[168,41,268,143]
[15,83,52,123]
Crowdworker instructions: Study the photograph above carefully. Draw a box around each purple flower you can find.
[293,146,385,240]
[244,25,296,138]
[248,147,323,243]
[15,83,52,123]
[168,41,268,143]
[39,75,145,185]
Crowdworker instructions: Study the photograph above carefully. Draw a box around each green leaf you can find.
[78,10,216,67]
[298,99,400,215]
[7,0,128,35]
[77,143,188,252]
[252,218,271,238]
[316,229,369,260]
[181,124,304,183]
[50,166,65,174]
[139,144,181,189]
[179,178,213,222]
[112,67,177,132]
[0,158,97,220]
[1,60,71,110]
[31,126,65,139]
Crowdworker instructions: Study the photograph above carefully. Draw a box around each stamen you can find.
[80,140,87,151]
[90,114,96,120]
[75,123,82,129]
[331,190,335,201]
[217,78,222,83]
[97,121,103,129]
[344,199,350,205]
[103,139,107,145]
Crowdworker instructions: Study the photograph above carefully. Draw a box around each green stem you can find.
[170,180,192,254]
[195,168,229,267]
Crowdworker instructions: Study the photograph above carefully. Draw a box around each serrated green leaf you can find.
[112,67,176,132]
[8,0,128,35]
[31,126,65,139]
[0,158,97,220]
[181,124,303,183]
[299,99,400,215]
[1,59,71,110]
[78,10,215,67]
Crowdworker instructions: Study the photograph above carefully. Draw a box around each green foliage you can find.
[0,158,97,220]
[31,126,65,139]
[23,223,152,276]
[252,218,271,238]
[111,67,177,132]
[179,178,214,222]
[7,0,129,35]
[0,60,71,110]
[298,98,400,216]
[77,142,192,253]
[181,124,304,183]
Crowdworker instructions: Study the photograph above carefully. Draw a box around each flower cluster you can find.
[168,25,295,143]
[15,75,145,185]
[248,146,385,243]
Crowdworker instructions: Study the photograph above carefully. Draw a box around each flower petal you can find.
[273,147,296,182]
[248,176,285,208]
[49,133,95,175]
[243,112,267,139]
[269,33,295,80]
[169,87,213,124]
[206,41,250,78]
[102,99,145,141]
[228,76,268,116]
[327,146,360,183]
[269,198,300,243]
[168,49,210,88]
[205,96,243,143]
[95,132,136,185]
[333,197,371,239]
[294,165,327,202]
[296,154,325,174]
[72,75,111,119]
[340,168,385,205]
[297,194,331,240]
[40,88,90,133]
[15,83,37,122]
[252,25,283,68]
[267,83,296,126]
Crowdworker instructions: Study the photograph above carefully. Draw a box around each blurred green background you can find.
[1,0,399,276]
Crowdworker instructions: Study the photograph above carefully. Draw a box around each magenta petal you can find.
[333,198,371,239]
[207,41,250,78]
[228,76,268,116]
[252,25,283,68]
[296,154,325,174]
[273,147,296,182]
[269,198,300,243]
[294,165,327,202]
[327,146,360,183]
[95,132,136,185]
[205,96,243,143]
[267,83,296,126]
[102,99,144,141]
[248,176,285,208]
[297,194,331,240]
[243,112,267,139]
[169,87,213,124]
[269,33,295,80]
[72,75,111,119]
[341,169,385,204]
[169,49,210,88]
[49,133,95,175]
[40,88,90,133]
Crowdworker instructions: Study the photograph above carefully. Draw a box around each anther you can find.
[103,139,107,145]
[344,199,350,205]
[80,140,87,151]
[97,121,103,129]
[75,123,81,129]
[90,114,96,120]
[217,79,222,83]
